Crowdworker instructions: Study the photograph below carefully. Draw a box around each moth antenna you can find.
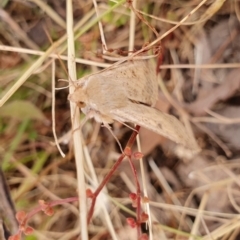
[55,86,70,90]
[45,26,77,89]
[102,123,124,154]
[58,79,70,83]
[55,79,73,90]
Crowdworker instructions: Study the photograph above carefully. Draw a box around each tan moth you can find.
[68,59,198,151]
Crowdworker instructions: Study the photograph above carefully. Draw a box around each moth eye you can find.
[77,101,86,108]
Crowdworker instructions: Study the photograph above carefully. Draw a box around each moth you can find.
[68,59,198,151]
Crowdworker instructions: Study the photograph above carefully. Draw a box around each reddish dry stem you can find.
[11,197,79,240]
[156,45,164,75]
[87,125,141,224]
[127,155,142,237]
[128,1,158,38]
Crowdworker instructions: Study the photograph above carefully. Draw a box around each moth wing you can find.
[100,60,158,106]
[111,102,199,151]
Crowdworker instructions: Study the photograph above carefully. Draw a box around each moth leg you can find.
[102,122,124,153]
[116,120,139,133]
[71,115,89,134]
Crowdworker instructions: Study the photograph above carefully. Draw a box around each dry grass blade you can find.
[29,0,66,28]
[66,1,87,239]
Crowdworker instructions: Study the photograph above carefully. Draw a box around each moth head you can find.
[68,87,87,109]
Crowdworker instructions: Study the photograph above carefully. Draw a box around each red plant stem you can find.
[26,197,79,220]
[13,197,80,239]
[87,125,141,224]
[127,155,142,238]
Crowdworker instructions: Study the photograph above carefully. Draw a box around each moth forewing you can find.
[73,60,158,106]
[107,60,158,106]
[111,102,199,151]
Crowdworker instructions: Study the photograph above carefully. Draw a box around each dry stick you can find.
[87,125,141,224]
[66,1,88,240]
